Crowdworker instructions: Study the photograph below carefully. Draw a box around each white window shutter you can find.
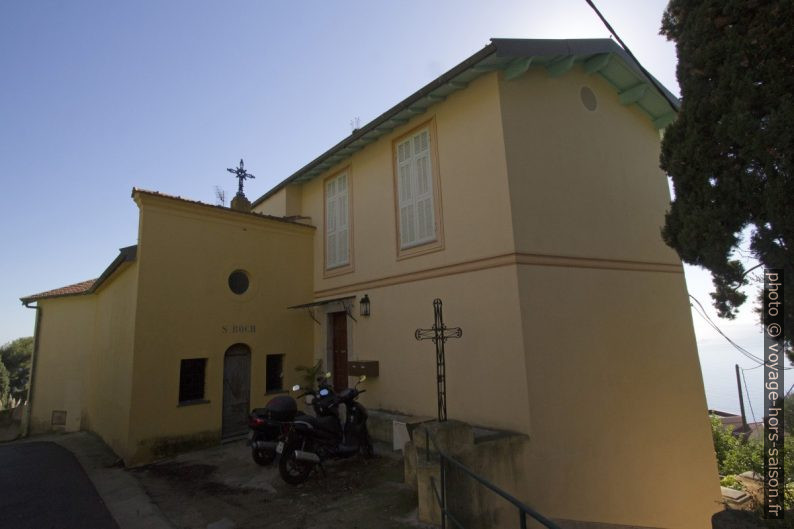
[397,129,435,248]
[326,172,350,268]
[397,138,417,247]
[337,192,348,264]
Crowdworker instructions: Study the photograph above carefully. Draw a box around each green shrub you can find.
[710,414,794,511]
[711,414,739,470]
[720,474,743,491]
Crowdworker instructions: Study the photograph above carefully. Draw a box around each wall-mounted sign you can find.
[222,324,256,334]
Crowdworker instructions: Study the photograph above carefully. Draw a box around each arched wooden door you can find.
[222,343,251,438]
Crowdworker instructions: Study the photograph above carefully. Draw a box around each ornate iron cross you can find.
[227,158,255,195]
[415,298,462,422]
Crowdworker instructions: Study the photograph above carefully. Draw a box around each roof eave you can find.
[252,38,679,206]
[251,42,500,207]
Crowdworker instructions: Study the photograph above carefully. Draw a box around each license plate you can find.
[276,441,284,454]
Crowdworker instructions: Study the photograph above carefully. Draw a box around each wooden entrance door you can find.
[222,343,251,439]
[331,312,348,390]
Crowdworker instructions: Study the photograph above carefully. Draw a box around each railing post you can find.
[520,511,527,529]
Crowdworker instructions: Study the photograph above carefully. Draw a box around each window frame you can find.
[392,119,444,259]
[323,166,354,276]
[265,353,285,394]
[178,358,208,405]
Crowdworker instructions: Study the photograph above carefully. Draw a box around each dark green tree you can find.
[660,0,793,359]
[0,361,9,408]
[0,337,33,401]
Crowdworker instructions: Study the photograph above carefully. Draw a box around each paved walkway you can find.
[3,433,172,529]
[3,431,427,529]
[0,441,118,529]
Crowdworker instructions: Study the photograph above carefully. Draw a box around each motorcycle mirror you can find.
[291,384,301,392]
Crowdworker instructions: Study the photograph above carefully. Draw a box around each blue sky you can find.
[0,1,769,411]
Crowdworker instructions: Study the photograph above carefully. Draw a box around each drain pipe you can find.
[22,301,42,437]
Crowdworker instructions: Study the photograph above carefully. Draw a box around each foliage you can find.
[709,415,762,476]
[721,435,763,476]
[710,415,794,511]
[0,361,9,408]
[659,0,793,361]
[0,337,33,401]
[711,414,740,470]
[294,359,324,389]
[720,474,743,491]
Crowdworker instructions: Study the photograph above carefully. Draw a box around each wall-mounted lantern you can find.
[360,294,371,317]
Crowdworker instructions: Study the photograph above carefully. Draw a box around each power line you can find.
[689,295,791,369]
[583,0,680,112]
[689,295,764,364]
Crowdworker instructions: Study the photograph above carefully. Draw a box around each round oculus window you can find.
[228,270,249,295]
[580,86,597,111]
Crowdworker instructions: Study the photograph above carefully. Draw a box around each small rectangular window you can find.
[266,354,284,393]
[179,358,207,403]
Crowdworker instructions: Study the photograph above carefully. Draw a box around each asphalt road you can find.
[0,441,118,529]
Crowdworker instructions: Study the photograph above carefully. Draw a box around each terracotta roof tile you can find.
[22,279,97,303]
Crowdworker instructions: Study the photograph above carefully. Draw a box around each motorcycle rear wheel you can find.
[252,447,276,466]
[278,440,314,485]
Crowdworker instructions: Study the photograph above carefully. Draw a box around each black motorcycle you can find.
[248,373,336,466]
[278,376,373,484]
[247,395,297,465]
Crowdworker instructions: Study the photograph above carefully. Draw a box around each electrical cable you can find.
[583,0,680,112]
[689,295,791,369]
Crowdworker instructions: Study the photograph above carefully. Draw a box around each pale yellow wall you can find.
[257,187,286,217]
[29,263,138,460]
[256,185,302,218]
[515,266,721,528]
[284,185,302,217]
[499,68,721,527]
[265,71,532,433]
[29,296,96,433]
[499,66,681,265]
[85,262,138,456]
[290,72,514,298]
[127,194,314,464]
[314,265,531,434]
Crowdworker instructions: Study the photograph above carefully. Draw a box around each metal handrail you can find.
[420,426,561,529]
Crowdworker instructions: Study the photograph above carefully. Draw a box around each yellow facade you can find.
[126,192,314,464]
[29,295,97,434]
[253,66,720,527]
[28,192,314,465]
[24,40,720,528]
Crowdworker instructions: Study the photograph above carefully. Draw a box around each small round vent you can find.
[228,270,249,295]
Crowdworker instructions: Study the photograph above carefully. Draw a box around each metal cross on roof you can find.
[227,159,255,195]
[415,298,462,422]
